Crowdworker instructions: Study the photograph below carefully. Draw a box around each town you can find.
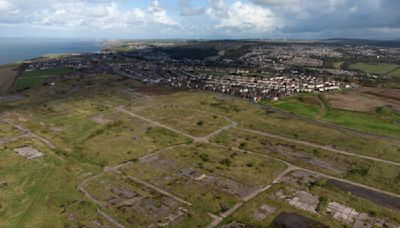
[18,40,386,102]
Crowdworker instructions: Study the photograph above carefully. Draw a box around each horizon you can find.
[0,37,399,42]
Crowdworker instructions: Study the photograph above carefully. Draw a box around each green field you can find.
[333,61,344,69]
[389,68,400,78]
[270,96,320,118]
[0,138,101,227]
[15,67,75,90]
[350,63,399,75]
[322,107,400,137]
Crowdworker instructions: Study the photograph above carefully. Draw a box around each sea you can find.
[0,38,101,65]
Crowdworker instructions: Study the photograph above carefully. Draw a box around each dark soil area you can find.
[327,179,400,210]
[269,212,328,228]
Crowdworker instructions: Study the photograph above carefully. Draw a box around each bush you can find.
[246,161,255,167]
[199,153,209,162]
[239,142,247,149]
[219,158,232,167]
[349,163,370,177]
[316,196,329,212]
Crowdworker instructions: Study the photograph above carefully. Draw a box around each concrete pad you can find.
[14,147,44,159]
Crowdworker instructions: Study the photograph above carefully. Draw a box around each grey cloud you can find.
[251,0,400,39]
[179,0,205,16]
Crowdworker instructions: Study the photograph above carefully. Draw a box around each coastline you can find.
[0,38,102,66]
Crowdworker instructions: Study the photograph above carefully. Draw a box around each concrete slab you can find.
[14,147,43,159]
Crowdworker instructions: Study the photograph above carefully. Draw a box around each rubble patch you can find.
[14,147,44,159]
[202,175,259,199]
[90,115,112,125]
[275,189,319,214]
[252,204,276,221]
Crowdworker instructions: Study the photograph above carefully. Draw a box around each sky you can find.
[0,0,399,40]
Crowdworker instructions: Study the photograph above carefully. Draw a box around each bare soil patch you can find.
[270,212,328,228]
[298,96,320,106]
[325,88,400,112]
[363,88,400,102]
[0,65,19,93]
[89,115,112,125]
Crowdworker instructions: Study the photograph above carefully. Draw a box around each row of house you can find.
[164,72,349,102]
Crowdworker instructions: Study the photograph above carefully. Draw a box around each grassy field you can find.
[322,107,400,137]
[333,61,344,69]
[389,68,400,78]
[269,96,320,118]
[120,143,287,214]
[350,63,399,75]
[137,106,231,137]
[1,74,400,226]
[211,128,400,195]
[15,67,75,90]
[134,90,400,165]
[0,138,101,227]
[10,98,191,166]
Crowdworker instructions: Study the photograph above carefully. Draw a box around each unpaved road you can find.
[1,118,56,149]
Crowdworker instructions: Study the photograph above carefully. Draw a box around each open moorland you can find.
[1,74,400,228]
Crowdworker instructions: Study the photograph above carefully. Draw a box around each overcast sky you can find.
[0,0,399,40]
